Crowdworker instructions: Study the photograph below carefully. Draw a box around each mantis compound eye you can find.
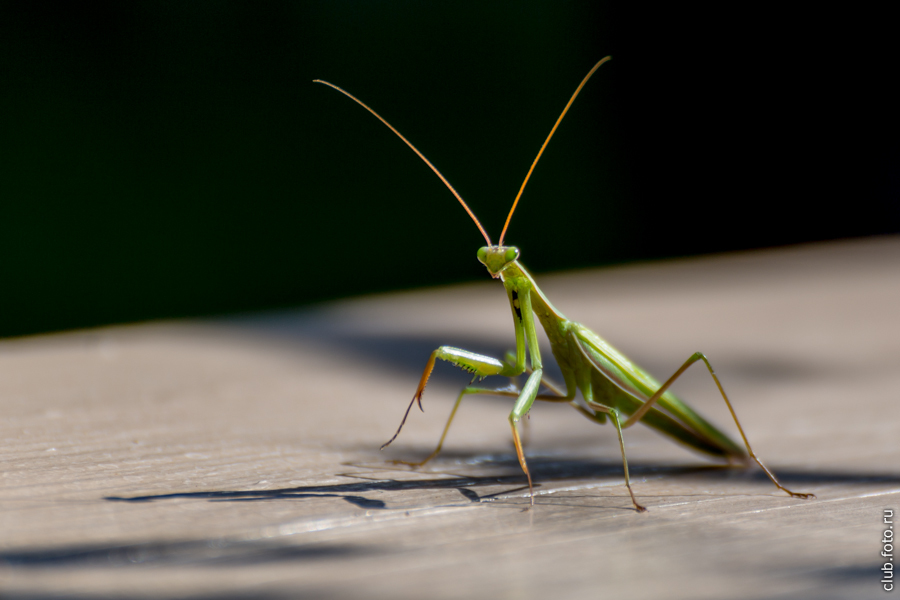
[505,247,519,262]
[477,247,489,263]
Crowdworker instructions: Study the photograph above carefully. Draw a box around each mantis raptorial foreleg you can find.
[390,383,501,468]
[380,346,513,451]
[386,344,567,478]
[508,366,559,503]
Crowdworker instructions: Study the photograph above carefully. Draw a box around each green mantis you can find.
[314,57,814,511]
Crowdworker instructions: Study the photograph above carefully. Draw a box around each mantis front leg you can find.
[380,346,519,451]
[508,366,545,504]
[382,282,551,506]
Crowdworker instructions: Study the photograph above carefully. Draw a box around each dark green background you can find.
[1,2,896,338]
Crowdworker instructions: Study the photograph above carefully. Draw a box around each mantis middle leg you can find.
[393,380,571,468]
[573,398,647,512]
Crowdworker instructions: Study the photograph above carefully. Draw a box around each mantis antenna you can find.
[497,56,611,246]
[313,79,494,247]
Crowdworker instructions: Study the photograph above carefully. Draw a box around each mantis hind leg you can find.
[621,351,814,500]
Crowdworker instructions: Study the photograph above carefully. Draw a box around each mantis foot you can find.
[788,491,816,500]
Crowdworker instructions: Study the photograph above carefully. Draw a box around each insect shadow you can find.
[104,458,892,508]
[0,538,368,569]
[104,457,681,507]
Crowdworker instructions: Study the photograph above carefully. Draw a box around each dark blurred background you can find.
[1,1,896,338]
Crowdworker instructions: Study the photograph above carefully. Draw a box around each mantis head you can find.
[477,246,520,278]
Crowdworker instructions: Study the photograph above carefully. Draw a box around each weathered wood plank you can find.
[1,237,898,599]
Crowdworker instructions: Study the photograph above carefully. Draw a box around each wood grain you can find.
[1,237,898,599]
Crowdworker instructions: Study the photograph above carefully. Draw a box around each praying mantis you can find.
[314,57,814,511]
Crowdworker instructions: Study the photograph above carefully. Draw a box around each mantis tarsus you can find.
[314,57,814,511]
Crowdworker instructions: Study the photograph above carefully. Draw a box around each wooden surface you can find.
[1,237,898,599]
